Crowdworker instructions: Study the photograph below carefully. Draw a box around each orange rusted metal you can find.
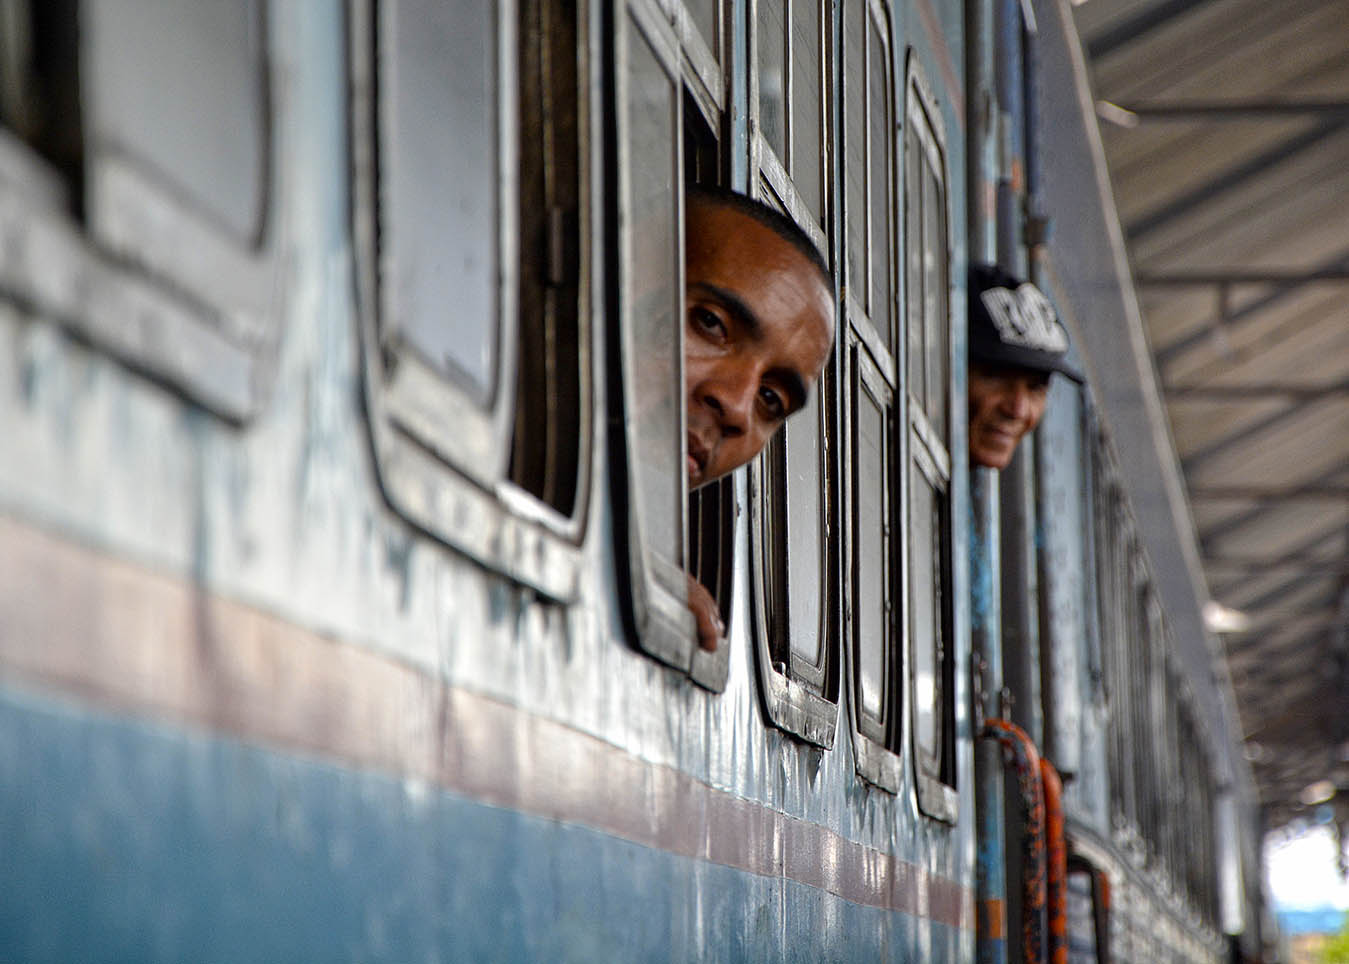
[982,718,1046,964]
[1041,758,1067,964]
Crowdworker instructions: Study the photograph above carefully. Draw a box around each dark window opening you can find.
[509,0,583,517]
[0,0,82,214]
[682,87,733,632]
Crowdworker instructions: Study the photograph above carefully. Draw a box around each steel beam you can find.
[1084,0,1217,60]
[1196,466,1349,548]
[1137,268,1349,286]
[1155,246,1349,369]
[1204,554,1349,574]
[1207,528,1345,597]
[1243,576,1339,621]
[1165,382,1349,403]
[1190,483,1349,500]
[1125,118,1349,242]
[1181,392,1342,475]
[1121,100,1349,122]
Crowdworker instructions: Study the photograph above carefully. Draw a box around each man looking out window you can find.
[967,264,1082,471]
[682,187,835,652]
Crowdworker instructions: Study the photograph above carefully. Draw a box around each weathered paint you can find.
[0,684,955,963]
[983,719,1046,964]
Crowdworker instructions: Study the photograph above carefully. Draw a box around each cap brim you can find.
[970,341,1084,384]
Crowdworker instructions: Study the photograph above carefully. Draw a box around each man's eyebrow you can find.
[689,282,764,340]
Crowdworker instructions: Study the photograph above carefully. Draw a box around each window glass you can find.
[922,162,947,438]
[88,0,266,243]
[856,373,890,727]
[866,22,889,335]
[686,0,719,56]
[911,463,939,760]
[756,0,786,159]
[625,13,684,570]
[785,392,825,668]
[904,61,954,813]
[905,127,923,395]
[380,0,498,403]
[843,0,866,326]
[790,0,822,221]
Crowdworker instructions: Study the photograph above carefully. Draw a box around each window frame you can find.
[744,0,838,745]
[350,0,592,602]
[840,0,903,793]
[0,0,283,421]
[902,52,957,824]
[748,0,830,247]
[607,0,733,691]
[680,24,733,693]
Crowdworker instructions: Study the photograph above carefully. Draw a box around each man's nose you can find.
[1000,380,1034,420]
[699,370,755,438]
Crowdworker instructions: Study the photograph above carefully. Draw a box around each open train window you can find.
[745,0,838,746]
[0,0,281,420]
[352,0,590,600]
[752,0,828,232]
[608,0,731,690]
[903,58,956,822]
[842,0,902,790]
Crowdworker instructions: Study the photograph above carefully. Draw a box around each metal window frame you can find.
[743,0,838,738]
[846,339,903,792]
[748,0,830,246]
[0,0,284,421]
[839,0,904,793]
[903,50,956,824]
[605,0,740,691]
[679,0,733,693]
[350,0,591,602]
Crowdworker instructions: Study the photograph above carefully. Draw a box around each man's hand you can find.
[686,574,724,653]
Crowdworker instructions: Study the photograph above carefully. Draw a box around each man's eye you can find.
[759,386,785,419]
[690,307,726,340]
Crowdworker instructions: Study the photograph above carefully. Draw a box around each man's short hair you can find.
[687,185,834,295]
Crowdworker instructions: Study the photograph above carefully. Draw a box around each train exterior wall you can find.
[0,2,980,961]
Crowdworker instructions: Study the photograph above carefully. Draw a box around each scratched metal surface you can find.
[0,2,984,961]
[0,2,1247,960]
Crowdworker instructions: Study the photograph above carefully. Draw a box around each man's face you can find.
[684,202,834,488]
[967,362,1051,470]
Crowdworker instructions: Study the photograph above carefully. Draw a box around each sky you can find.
[1266,826,1349,910]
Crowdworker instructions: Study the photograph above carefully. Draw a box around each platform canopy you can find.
[1072,0,1349,833]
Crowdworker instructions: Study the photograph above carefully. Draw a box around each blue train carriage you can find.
[968,1,1270,962]
[0,1,1265,963]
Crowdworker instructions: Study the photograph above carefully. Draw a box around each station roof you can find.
[1071,0,1349,831]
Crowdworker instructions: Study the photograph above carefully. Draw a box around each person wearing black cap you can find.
[967,264,1083,470]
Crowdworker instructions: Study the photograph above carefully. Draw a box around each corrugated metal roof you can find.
[1073,0,1349,830]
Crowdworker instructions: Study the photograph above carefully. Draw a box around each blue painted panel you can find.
[0,687,942,963]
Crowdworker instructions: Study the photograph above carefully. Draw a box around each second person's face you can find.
[967,363,1050,470]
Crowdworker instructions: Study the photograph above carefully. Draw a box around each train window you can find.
[904,57,956,822]
[0,0,281,420]
[841,0,901,791]
[754,0,827,228]
[745,1,838,741]
[352,0,590,600]
[607,0,736,690]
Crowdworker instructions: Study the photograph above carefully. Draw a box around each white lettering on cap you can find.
[980,283,1068,354]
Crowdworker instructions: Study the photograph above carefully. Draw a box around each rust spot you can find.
[978,898,1005,939]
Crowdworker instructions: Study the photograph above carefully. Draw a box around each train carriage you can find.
[0,0,1270,961]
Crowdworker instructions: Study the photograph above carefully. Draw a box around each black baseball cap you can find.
[969,264,1083,383]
